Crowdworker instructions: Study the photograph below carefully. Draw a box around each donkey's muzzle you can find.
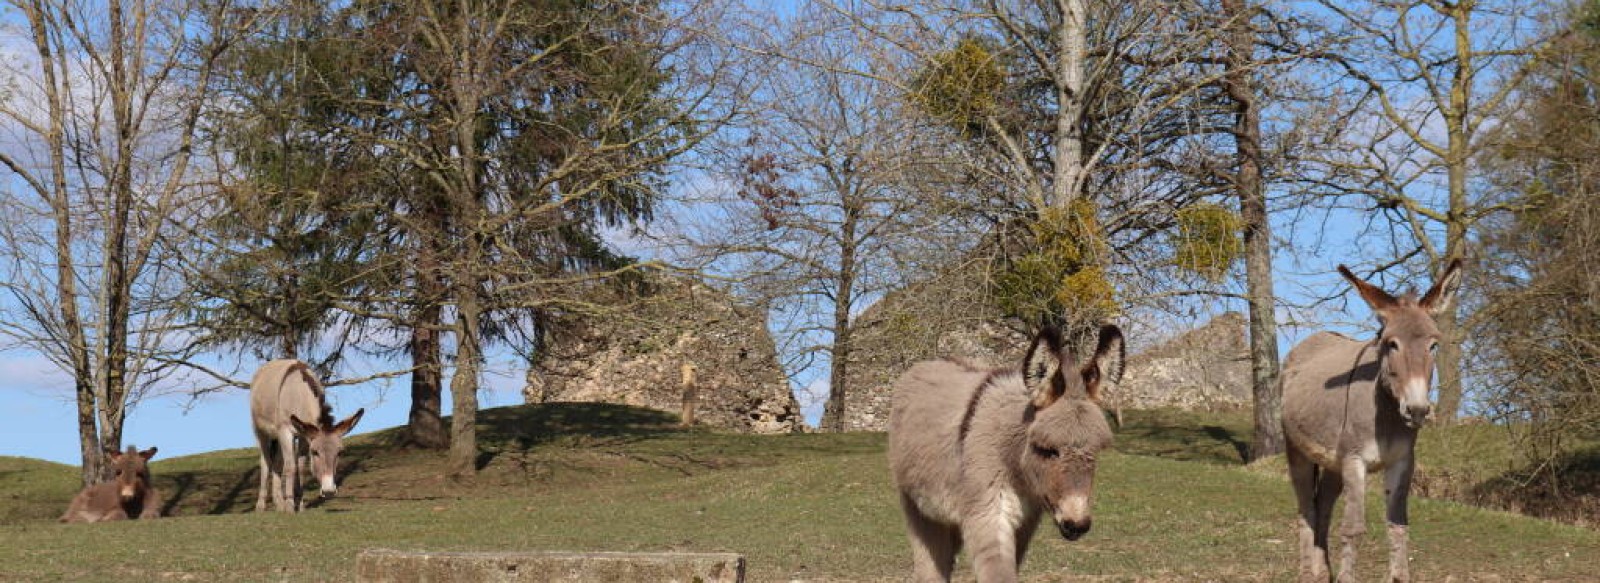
[1403,404,1432,427]
[1057,518,1092,541]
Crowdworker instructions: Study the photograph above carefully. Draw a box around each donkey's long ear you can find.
[1079,324,1126,404]
[1023,326,1067,409]
[333,408,365,436]
[1338,265,1398,319]
[289,415,320,438]
[1419,259,1464,316]
[138,447,157,461]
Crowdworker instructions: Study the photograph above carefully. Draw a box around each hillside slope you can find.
[2,404,1595,581]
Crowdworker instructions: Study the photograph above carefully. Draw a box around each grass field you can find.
[2,404,1595,581]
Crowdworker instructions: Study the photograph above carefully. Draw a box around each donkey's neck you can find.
[289,362,335,426]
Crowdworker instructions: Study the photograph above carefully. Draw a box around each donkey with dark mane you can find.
[60,446,162,523]
[1282,260,1462,582]
[889,324,1124,583]
[250,359,364,513]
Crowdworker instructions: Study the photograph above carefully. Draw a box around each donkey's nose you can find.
[1058,518,1092,541]
[1406,404,1432,424]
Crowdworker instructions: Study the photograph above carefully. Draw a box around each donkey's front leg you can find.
[964,518,1020,583]
[1337,457,1368,583]
[276,431,299,512]
[1383,457,1416,582]
[140,489,164,519]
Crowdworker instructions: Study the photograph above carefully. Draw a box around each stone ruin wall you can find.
[524,277,802,434]
[1110,311,1252,412]
[827,258,1253,431]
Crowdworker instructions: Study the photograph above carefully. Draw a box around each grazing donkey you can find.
[1282,260,1462,582]
[889,324,1124,583]
[60,446,162,523]
[250,359,364,513]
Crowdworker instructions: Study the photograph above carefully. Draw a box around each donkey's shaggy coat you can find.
[889,325,1124,583]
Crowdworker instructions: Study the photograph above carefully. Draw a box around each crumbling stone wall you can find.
[830,269,1252,431]
[824,255,1031,432]
[1112,312,1251,411]
[526,276,802,434]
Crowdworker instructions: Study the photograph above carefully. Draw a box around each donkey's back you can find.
[888,358,998,512]
[250,359,323,437]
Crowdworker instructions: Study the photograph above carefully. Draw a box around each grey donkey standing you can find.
[888,324,1124,583]
[60,446,162,523]
[250,359,364,512]
[1282,260,1463,582]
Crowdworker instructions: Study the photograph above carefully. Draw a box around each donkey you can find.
[888,324,1124,583]
[1282,260,1462,582]
[250,359,364,513]
[60,446,162,523]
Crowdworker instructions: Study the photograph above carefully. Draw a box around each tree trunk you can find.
[448,273,482,478]
[1222,0,1284,461]
[823,185,861,433]
[75,381,100,485]
[1435,3,1474,423]
[1052,0,1087,208]
[407,265,447,449]
[25,0,98,486]
[445,14,482,475]
[823,305,854,434]
[95,0,138,476]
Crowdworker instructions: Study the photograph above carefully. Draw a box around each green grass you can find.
[2,404,1595,581]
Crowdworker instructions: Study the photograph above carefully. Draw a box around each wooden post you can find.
[680,363,697,428]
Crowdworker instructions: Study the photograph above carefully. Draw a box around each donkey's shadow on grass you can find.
[1112,411,1254,464]
[158,402,684,515]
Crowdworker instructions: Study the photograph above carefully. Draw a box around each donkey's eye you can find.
[312,451,320,457]
[1386,339,1401,351]
[114,470,123,476]
[1429,342,1439,353]
[1032,445,1060,459]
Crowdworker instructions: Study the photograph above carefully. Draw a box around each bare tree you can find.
[1300,0,1564,421]
[1221,0,1283,459]
[830,1,1268,335]
[672,7,954,432]
[0,0,253,485]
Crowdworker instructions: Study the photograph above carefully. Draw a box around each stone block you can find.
[356,550,745,583]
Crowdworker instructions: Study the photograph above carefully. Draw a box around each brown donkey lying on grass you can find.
[60,446,162,523]
[889,324,1124,583]
[1282,260,1462,583]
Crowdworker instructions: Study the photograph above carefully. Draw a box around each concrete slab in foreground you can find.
[355,549,746,583]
